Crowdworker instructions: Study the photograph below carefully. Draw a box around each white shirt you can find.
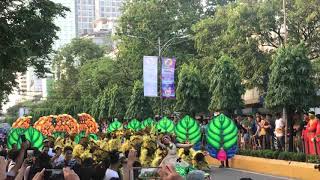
[48,148,55,157]
[53,155,65,167]
[104,168,119,180]
[275,118,285,137]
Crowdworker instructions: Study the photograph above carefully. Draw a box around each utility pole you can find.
[282,0,289,152]
[158,37,163,118]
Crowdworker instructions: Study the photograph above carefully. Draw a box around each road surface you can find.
[210,167,295,180]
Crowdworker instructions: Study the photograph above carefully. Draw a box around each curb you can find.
[206,155,319,180]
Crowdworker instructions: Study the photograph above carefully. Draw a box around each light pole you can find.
[127,35,190,117]
[282,0,289,152]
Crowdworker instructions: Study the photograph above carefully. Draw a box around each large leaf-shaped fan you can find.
[127,119,141,131]
[74,131,99,144]
[52,132,66,138]
[141,118,155,129]
[7,128,25,149]
[206,114,238,160]
[24,127,44,150]
[107,120,122,133]
[175,115,201,144]
[156,117,175,133]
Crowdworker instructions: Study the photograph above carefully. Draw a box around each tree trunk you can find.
[283,107,289,151]
[287,108,294,152]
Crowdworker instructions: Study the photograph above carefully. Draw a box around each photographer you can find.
[6,141,29,179]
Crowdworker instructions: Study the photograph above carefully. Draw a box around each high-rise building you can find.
[76,0,123,36]
[95,0,123,20]
[76,0,96,36]
[52,0,77,50]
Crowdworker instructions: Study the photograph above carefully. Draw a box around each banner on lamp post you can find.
[161,57,176,98]
[143,56,158,97]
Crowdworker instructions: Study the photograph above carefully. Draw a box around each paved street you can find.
[210,167,294,180]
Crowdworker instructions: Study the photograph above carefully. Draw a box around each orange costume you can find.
[306,116,318,155]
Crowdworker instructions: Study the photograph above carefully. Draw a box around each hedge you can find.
[237,149,320,163]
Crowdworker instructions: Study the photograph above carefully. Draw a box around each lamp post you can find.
[127,35,190,117]
[282,0,289,152]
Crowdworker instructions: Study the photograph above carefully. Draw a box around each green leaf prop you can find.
[7,128,25,149]
[24,127,44,150]
[52,132,66,138]
[127,119,141,131]
[206,114,238,150]
[107,120,122,133]
[175,165,195,177]
[141,118,155,129]
[175,115,201,144]
[156,117,175,133]
[89,133,99,141]
[74,132,99,144]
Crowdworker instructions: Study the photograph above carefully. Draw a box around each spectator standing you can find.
[301,113,310,153]
[259,115,271,149]
[51,146,64,168]
[275,113,285,151]
[104,151,121,180]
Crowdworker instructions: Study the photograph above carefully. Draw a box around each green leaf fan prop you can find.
[107,120,123,133]
[24,127,45,150]
[141,118,155,129]
[206,114,238,161]
[74,131,99,144]
[7,128,25,149]
[127,119,141,131]
[52,132,66,138]
[175,115,201,144]
[156,117,175,133]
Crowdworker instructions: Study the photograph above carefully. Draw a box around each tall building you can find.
[95,0,123,20]
[76,0,123,36]
[52,0,77,50]
[76,0,96,36]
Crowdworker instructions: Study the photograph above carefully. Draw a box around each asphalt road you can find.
[210,167,295,180]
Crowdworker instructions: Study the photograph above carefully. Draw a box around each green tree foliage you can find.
[193,2,269,92]
[98,88,110,121]
[175,63,202,115]
[194,0,320,93]
[0,0,68,107]
[108,84,125,118]
[265,44,316,110]
[126,81,153,119]
[208,56,244,113]
[114,0,203,94]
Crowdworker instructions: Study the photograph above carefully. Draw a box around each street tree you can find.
[108,84,126,118]
[0,0,68,107]
[208,56,245,114]
[265,44,316,151]
[126,81,153,119]
[175,63,202,116]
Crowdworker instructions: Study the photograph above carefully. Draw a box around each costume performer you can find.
[157,135,193,167]
[306,112,318,155]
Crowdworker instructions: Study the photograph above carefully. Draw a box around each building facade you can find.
[52,0,77,50]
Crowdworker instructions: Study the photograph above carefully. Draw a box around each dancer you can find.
[157,135,193,166]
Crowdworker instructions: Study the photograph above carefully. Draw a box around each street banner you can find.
[143,56,158,97]
[161,57,176,98]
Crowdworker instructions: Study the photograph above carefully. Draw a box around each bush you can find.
[237,149,309,162]
[307,155,320,164]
